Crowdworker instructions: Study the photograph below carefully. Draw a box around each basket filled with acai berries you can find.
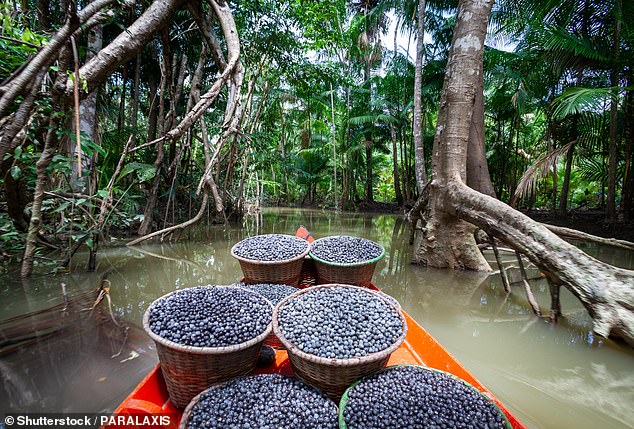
[179,374,338,429]
[272,284,407,400]
[339,365,512,429]
[309,236,385,287]
[231,234,310,286]
[143,285,273,409]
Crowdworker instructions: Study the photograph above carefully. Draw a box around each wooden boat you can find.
[109,228,527,429]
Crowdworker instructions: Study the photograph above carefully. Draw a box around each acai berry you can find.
[237,282,298,305]
[232,234,309,262]
[277,286,403,359]
[148,286,272,348]
[310,236,383,265]
[342,366,509,429]
[185,374,338,428]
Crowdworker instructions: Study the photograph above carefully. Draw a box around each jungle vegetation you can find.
[1,0,633,342]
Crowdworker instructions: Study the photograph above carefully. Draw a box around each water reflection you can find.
[1,208,633,429]
[0,275,156,413]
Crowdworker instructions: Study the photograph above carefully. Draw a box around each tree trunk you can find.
[137,45,170,237]
[412,0,634,346]
[71,24,102,193]
[559,70,584,216]
[413,0,427,194]
[606,0,621,224]
[365,137,374,203]
[466,59,495,197]
[71,0,183,96]
[117,64,127,133]
[412,0,493,271]
[330,81,337,209]
[37,0,49,31]
[147,64,158,143]
[131,53,141,140]
[623,71,634,218]
[364,63,374,203]
[558,142,575,216]
[391,125,403,205]
[21,120,61,277]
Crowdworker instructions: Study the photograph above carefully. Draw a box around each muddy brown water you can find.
[1,208,633,428]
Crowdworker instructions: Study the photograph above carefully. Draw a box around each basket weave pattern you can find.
[299,257,318,288]
[154,340,263,409]
[273,284,407,400]
[309,237,385,287]
[178,382,229,429]
[143,287,272,409]
[313,261,379,287]
[231,238,310,286]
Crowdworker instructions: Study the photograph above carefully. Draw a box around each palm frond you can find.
[543,24,607,63]
[349,114,376,126]
[511,140,575,205]
[576,156,605,183]
[577,113,608,151]
[551,86,623,119]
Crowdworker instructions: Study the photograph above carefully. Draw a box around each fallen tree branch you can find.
[126,190,209,246]
[548,278,562,323]
[490,234,511,293]
[69,0,184,95]
[449,179,634,345]
[0,0,117,116]
[0,35,41,49]
[543,223,634,252]
[515,251,542,317]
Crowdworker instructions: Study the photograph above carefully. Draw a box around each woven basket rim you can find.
[337,364,513,429]
[230,234,310,266]
[272,284,407,367]
[308,236,385,267]
[179,374,336,429]
[178,379,232,429]
[143,285,273,355]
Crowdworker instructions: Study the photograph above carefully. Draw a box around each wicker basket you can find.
[338,365,512,429]
[179,382,228,429]
[143,286,273,409]
[299,257,318,288]
[272,284,407,400]
[309,237,385,287]
[231,235,310,286]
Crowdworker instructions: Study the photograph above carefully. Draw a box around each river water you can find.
[1,208,633,428]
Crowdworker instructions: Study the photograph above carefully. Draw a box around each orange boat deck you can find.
[111,228,527,428]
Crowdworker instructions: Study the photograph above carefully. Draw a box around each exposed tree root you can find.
[449,180,634,346]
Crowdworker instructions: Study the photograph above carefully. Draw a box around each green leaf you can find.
[551,86,627,119]
[10,165,21,180]
[53,201,70,213]
[14,146,22,158]
[76,198,87,206]
[96,189,109,199]
[119,162,156,183]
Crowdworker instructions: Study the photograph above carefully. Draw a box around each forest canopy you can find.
[0,0,632,291]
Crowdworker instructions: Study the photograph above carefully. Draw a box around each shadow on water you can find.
[1,207,633,429]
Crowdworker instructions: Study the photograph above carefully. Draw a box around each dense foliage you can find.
[0,0,632,274]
